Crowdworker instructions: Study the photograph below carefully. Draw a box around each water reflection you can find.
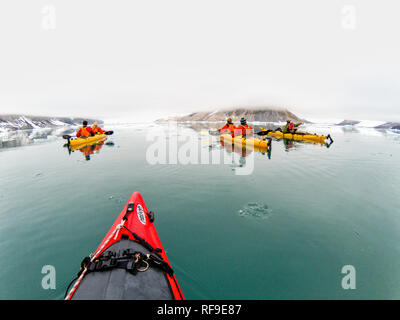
[78,142,104,161]
[280,138,333,152]
[220,139,272,159]
[65,139,114,161]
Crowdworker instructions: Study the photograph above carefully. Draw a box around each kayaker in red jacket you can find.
[76,121,92,138]
[235,118,253,138]
[219,118,236,135]
[92,122,105,135]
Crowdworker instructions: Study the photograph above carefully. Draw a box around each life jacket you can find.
[92,126,102,135]
[288,122,294,131]
[220,123,235,135]
[236,124,253,136]
[78,126,91,138]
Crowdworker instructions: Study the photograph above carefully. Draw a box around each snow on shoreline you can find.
[354,120,386,128]
[1,114,398,134]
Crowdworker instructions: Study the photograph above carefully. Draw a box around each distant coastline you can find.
[1,111,399,132]
[156,107,400,130]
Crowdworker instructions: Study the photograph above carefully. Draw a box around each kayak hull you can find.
[66,192,184,300]
[69,139,106,152]
[220,134,271,149]
[263,130,328,143]
[69,134,107,148]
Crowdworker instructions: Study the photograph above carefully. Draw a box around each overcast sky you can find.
[0,0,399,122]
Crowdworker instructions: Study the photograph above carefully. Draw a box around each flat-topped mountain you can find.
[157,107,308,123]
[0,114,103,131]
[336,120,361,126]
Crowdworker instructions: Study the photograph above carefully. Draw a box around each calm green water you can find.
[0,124,399,299]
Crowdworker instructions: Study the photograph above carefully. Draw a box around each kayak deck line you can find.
[64,219,126,300]
[65,192,184,300]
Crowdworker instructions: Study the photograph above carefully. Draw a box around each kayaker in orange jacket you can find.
[76,121,93,138]
[219,118,235,135]
[92,122,105,135]
[235,118,253,138]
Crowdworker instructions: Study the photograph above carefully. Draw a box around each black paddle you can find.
[62,130,113,144]
[62,130,113,140]
[255,130,271,136]
[208,130,222,136]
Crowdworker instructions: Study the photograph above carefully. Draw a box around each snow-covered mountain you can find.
[156,107,308,123]
[0,115,103,132]
[374,122,400,130]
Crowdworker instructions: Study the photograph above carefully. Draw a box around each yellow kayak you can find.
[260,129,332,144]
[69,139,107,152]
[220,134,271,149]
[220,138,271,156]
[69,134,107,149]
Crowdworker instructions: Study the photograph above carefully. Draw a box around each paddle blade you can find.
[209,130,221,136]
[62,135,72,140]
[104,131,114,135]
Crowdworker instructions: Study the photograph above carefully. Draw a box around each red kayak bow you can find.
[65,192,184,300]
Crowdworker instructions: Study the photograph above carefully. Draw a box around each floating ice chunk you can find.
[238,202,272,219]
